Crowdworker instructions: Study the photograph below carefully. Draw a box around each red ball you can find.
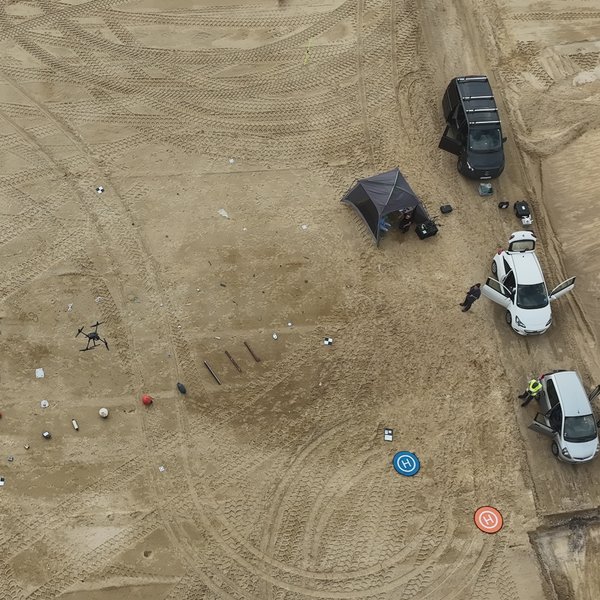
[142,394,153,406]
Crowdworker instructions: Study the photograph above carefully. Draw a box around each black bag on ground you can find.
[416,220,438,239]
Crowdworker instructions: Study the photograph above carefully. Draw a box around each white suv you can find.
[481,231,575,335]
[528,370,599,463]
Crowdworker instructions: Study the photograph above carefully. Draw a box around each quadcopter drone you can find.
[76,321,109,352]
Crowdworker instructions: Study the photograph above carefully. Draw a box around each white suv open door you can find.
[549,276,576,301]
[481,277,512,307]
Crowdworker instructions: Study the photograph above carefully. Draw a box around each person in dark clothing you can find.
[398,208,414,233]
[460,283,481,312]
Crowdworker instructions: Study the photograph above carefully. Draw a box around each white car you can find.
[482,231,575,335]
[529,370,599,463]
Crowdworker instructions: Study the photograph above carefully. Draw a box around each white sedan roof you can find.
[504,251,544,285]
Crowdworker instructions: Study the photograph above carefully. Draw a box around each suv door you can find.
[481,277,512,307]
[439,125,462,155]
[549,277,576,301]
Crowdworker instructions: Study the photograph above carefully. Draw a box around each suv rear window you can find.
[516,283,549,309]
[564,415,597,443]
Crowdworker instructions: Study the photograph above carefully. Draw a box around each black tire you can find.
[505,310,512,325]
[491,261,497,275]
[551,441,559,457]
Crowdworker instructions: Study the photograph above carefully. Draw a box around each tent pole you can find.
[385,168,400,206]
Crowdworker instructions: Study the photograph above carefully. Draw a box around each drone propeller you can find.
[102,339,109,351]
[76,327,85,338]
[90,321,104,328]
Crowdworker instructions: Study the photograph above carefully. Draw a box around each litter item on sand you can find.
[41,400,49,409]
[384,428,393,442]
[204,361,222,385]
[225,351,242,373]
[95,297,104,303]
[498,201,509,209]
[159,465,166,472]
[142,394,153,406]
[287,322,293,327]
[67,303,73,312]
[99,408,109,418]
[218,208,230,219]
[229,158,235,164]
[323,337,333,346]
[42,431,51,439]
[35,368,45,379]
[0,477,5,486]
[8,456,14,462]
[440,204,453,214]
[71,419,79,431]
[24,444,30,450]
[96,186,105,194]
[479,183,493,196]
[272,333,278,340]
[244,341,261,363]
[301,224,308,230]
[177,383,187,395]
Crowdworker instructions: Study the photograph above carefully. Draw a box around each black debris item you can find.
[498,201,509,209]
[177,382,187,395]
[42,431,51,439]
[514,201,530,218]
[440,204,453,214]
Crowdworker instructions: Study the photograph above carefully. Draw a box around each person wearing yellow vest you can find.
[519,378,543,407]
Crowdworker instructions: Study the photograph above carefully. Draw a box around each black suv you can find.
[438,76,506,180]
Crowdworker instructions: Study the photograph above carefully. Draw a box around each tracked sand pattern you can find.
[1,0,597,599]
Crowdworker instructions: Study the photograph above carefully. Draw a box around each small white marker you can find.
[384,428,393,442]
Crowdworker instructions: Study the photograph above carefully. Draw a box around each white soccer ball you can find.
[99,408,109,418]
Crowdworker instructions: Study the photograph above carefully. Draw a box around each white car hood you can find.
[514,304,551,331]
[564,439,599,460]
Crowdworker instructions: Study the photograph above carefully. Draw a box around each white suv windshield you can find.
[516,283,548,309]
[564,415,597,443]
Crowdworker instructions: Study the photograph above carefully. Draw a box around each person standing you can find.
[519,378,543,407]
[460,283,481,312]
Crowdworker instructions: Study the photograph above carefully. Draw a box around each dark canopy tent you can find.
[341,168,429,245]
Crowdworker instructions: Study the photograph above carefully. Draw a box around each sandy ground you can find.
[1,1,600,599]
